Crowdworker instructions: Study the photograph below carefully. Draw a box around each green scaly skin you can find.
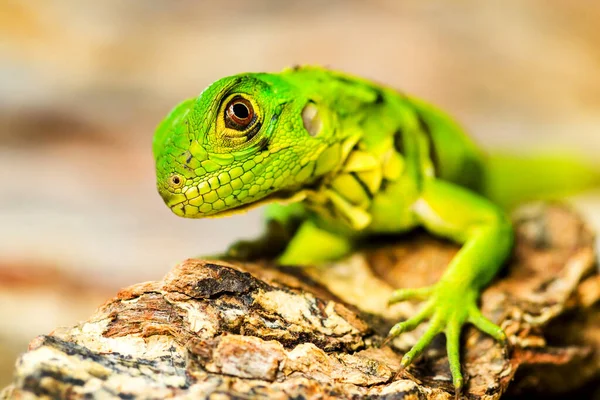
[153,66,513,396]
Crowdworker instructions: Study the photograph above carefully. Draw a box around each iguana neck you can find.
[298,133,405,231]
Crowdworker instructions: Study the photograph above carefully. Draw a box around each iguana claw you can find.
[384,283,506,397]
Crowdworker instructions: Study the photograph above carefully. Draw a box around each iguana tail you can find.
[482,152,600,209]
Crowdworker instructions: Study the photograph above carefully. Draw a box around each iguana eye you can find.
[225,97,254,130]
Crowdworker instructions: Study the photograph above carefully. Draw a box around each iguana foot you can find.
[384,283,506,396]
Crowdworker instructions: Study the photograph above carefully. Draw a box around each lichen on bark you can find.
[2,204,599,399]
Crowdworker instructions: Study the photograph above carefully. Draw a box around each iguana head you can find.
[153,71,344,218]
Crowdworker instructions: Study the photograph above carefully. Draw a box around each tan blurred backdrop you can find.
[1,0,600,386]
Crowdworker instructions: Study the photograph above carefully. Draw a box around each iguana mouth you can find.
[169,189,307,219]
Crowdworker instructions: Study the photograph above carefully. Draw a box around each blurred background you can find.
[1,0,600,386]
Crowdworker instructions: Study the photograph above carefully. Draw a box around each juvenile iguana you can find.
[152,66,598,396]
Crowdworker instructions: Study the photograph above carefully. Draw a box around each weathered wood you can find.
[2,204,599,399]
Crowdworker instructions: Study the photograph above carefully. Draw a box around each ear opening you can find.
[302,101,322,137]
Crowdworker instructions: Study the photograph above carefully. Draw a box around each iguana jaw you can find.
[209,191,308,218]
[170,190,308,219]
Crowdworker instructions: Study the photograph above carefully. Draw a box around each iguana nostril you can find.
[169,174,183,188]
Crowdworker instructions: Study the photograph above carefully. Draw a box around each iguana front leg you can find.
[277,218,353,266]
[386,179,513,395]
[225,201,354,265]
[223,203,307,261]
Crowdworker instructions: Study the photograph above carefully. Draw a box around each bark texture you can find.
[2,204,599,399]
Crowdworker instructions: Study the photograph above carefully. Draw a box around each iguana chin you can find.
[153,65,599,396]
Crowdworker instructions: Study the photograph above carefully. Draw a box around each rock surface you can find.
[2,204,599,399]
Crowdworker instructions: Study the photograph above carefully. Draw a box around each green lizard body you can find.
[152,66,596,396]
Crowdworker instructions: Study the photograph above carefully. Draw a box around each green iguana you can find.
[152,66,599,396]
